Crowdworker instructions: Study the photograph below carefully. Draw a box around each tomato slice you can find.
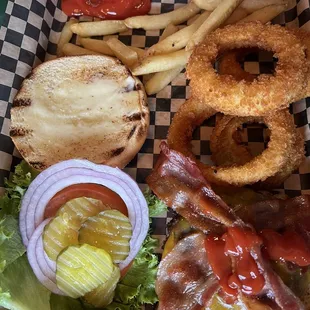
[44,183,128,218]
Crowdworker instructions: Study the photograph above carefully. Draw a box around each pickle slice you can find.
[79,210,132,264]
[56,244,114,298]
[84,265,120,308]
[43,197,110,260]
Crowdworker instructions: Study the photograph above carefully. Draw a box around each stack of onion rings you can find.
[167,98,302,187]
[167,22,307,187]
[210,114,305,187]
[187,22,308,116]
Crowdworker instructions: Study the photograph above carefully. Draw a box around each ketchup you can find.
[205,226,310,301]
[61,0,151,20]
[261,229,310,266]
[205,227,265,298]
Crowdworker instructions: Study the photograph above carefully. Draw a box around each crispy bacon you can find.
[238,196,310,232]
[148,142,305,310]
[147,142,238,232]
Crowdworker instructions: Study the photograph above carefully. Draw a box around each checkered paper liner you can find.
[1,0,310,295]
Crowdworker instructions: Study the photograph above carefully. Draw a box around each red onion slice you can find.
[27,219,65,295]
[20,159,149,270]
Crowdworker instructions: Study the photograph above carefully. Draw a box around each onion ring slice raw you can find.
[167,98,300,187]
[187,22,307,116]
[210,114,305,187]
[19,160,149,270]
[27,219,65,295]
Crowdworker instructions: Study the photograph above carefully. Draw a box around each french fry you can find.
[193,0,220,11]
[106,38,138,67]
[145,66,184,95]
[102,35,118,41]
[129,46,146,59]
[124,2,200,30]
[57,19,78,57]
[62,43,101,56]
[186,0,243,50]
[193,0,288,13]
[71,20,127,37]
[132,49,191,76]
[80,38,114,56]
[159,23,179,42]
[223,7,248,25]
[237,4,287,24]
[75,35,83,46]
[187,14,201,26]
[148,10,211,55]
[240,0,288,13]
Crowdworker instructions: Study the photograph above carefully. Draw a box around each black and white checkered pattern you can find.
[1,0,310,263]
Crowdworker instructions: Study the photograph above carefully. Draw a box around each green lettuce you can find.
[50,294,84,310]
[0,215,25,272]
[144,188,167,218]
[104,190,167,310]
[0,161,37,218]
[0,255,50,310]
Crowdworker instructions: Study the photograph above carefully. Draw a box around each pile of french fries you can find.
[56,0,288,95]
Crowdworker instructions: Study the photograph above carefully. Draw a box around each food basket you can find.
[0,0,310,308]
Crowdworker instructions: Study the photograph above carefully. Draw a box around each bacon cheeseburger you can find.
[147,142,310,310]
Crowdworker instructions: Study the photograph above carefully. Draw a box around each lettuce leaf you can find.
[0,255,50,310]
[144,188,167,218]
[105,235,160,310]
[0,161,37,218]
[0,215,25,272]
[50,294,84,310]
[104,191,167,310]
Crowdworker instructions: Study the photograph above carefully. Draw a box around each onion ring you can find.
[218,29,310,99]
[218,48,258,82]
[187,22,307,116]
[210,113,305,187]
[167,97,300,187]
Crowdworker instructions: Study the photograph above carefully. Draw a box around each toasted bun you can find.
[10,55,149,170]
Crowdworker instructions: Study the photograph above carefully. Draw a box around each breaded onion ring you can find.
[167,98,301,187]
[187,22,307,116]
[218,29,310,98]
[218,48,258,82]
[210,113,305,187]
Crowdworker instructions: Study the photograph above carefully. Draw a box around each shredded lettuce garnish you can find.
[0,161,167,310]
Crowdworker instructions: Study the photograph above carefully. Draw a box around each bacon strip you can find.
[147,142,238,232]
[148,142,305,310]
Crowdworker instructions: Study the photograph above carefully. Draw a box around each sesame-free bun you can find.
[10,55,149,170]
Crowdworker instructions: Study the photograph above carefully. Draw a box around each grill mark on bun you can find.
[10,127,31,137]
[13,98,32,107]
[29,162,46,170]
[128,125,137,140]
[111,147,125,157]
[123,113,142,122]
[138,124,147,138]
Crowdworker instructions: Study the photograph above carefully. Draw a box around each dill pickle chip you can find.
[43,197,110,260]
[84,265,120,308]
[79,210,132,264]
[56,244,114,298]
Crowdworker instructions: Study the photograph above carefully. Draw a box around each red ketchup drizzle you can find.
[261,229,310,266]
[61,0,151,20]
[205,227,265,298]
